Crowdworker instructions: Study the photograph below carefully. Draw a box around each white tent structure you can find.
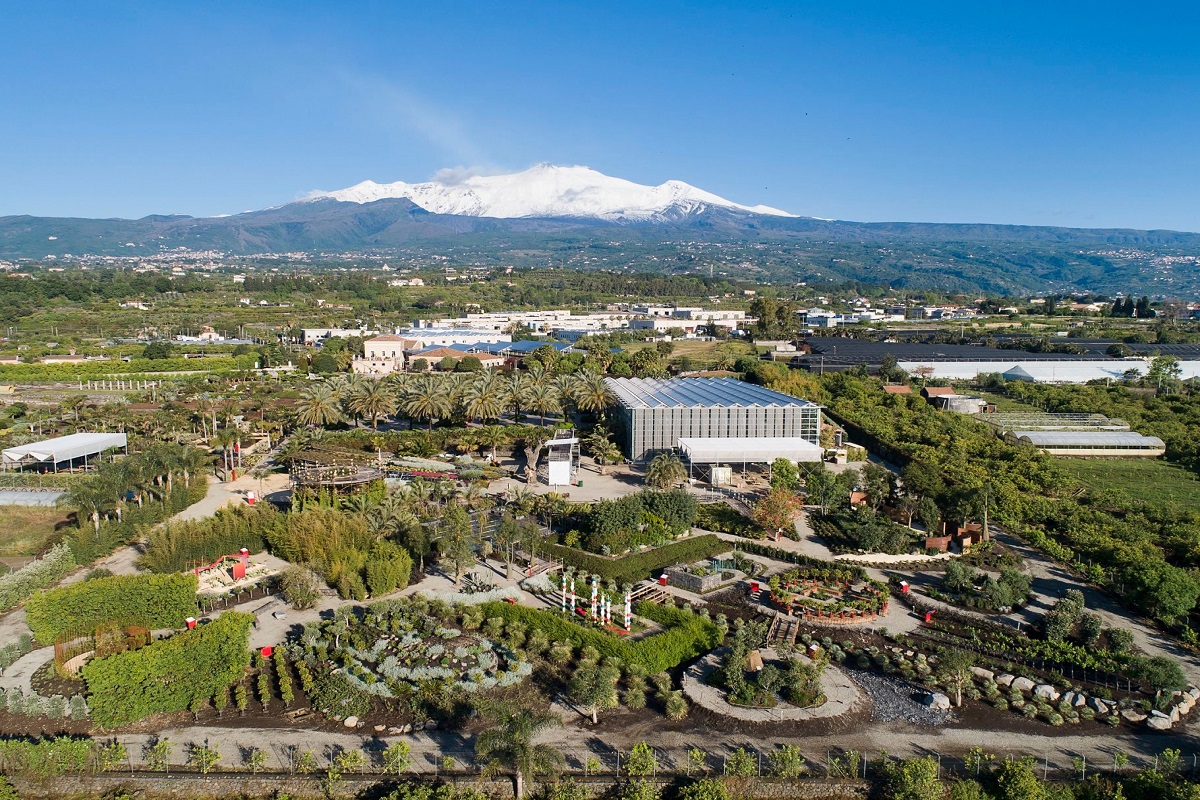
[677,436,823,465]
[2,432,127,472]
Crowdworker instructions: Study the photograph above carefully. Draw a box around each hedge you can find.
[82,611,253,728]
[538,534,727,585]
[0,542,75,612]
[735,541,869,581]
[478,600,722,673]
[26,573,199,643]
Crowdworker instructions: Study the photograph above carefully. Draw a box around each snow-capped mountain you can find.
[305,164,794,222]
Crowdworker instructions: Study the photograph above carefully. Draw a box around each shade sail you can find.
[2,432,127,465]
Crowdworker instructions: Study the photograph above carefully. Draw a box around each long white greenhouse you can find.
[1,432,128,472]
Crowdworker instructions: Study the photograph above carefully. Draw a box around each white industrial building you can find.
[897,359,1200,384]
[607,377,821,463]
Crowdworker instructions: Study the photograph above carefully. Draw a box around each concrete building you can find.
[301,327,378,345]
[607,377,822,462]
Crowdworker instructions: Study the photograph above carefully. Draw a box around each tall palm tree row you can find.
[59,442,210,537]
[288,367,615,433]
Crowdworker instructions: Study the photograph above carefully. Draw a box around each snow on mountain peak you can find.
[306,164,793,221]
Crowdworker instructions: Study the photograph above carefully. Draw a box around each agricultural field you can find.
[1055,457,1200,511]
[0,505,71,557]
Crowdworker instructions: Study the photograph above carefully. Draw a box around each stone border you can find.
[681,647,862,722]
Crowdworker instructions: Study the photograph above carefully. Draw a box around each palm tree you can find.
[296,383,343,428]
[500,373,530,421]
[567,661,620,725]
[474,705,563,799]
[460,372,504,423]
[592,439,624,475]
[645,452,687,489]
[60,475,119,537]
[477,425,509,464]
[525,383,561,427]
[348,379,397,430]
[572,371,614,419]
[402,375,453,430]
[118,457,151,509]
[176,446,209,488]
[213,430,237,481]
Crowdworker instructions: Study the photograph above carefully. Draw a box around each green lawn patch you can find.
[1056,458,1200,512]
[694,503,766,539]
[0,506,72,557]
[538,534,727,584]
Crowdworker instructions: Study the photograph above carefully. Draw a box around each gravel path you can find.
[847,669,951,726]
[0,647,53,693]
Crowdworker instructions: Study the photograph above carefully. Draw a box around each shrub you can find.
[141,503,274,573]
[81,612,253,727]
[0,542,75,612]
[26,573,198,643]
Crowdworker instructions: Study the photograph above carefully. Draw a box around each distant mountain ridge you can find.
[306,164,794,222]
[2,164,1200,296]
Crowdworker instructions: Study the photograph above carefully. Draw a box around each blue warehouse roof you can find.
[606,377,819,410]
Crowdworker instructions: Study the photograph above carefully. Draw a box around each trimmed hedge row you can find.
[26,573,199,643]
[538,534,727,584]
[478,600,721,673]
[82,611,253,728]
[0,542,75,612]
[735,541,869,581]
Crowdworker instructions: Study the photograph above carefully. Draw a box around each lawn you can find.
[0,506,73,557]
[1056,458,1200,511]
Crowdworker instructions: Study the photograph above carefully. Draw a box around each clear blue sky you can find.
[3,2,1198,231]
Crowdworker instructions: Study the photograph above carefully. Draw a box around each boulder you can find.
[374,725,386,733]
[1033,685,1060,702]
[995,673,1016,688]
[1179,697,1195,715]
[388,727,404,735]
[972,667,995,682]
[426,719,440,730]
[1062,691,1077,706]
[1122,709,1148,723]
[1147,716,1173,731]
[1170,706,1182,724]
[1152,709,1169,719]
[343,716,359,728]
[400,723,413,734]
[1090,697,1110,715]
[1074,693,1087,707]
[923,692,952,710]
[1188,687,1200,701]
[1012,677,1036,693]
